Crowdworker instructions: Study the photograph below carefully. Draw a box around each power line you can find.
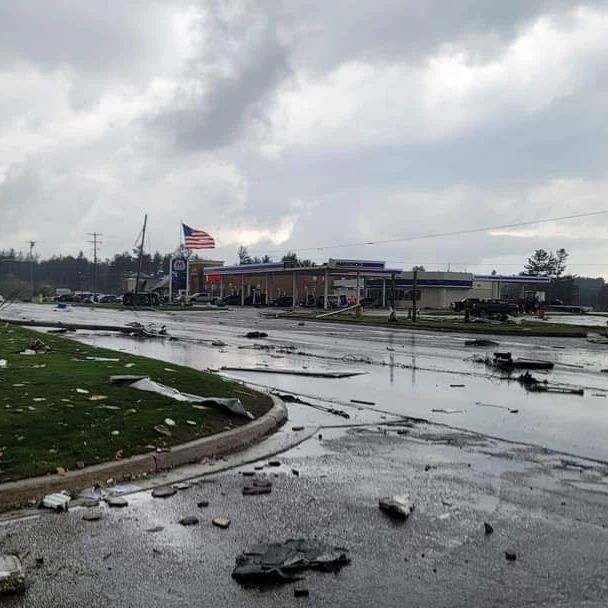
[250,209,608,256]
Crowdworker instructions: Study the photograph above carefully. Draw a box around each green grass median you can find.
[0,325,271,483]
[282,312,600,337]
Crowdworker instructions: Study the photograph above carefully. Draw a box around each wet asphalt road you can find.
[2,423,608,607]
[2,304,608,606]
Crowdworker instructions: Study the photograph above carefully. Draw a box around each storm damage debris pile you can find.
[109,375,254,418]
[232,539,350,585]
[0,555,26,594]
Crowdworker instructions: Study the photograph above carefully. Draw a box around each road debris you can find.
[351,399,376,405]
[294,587,310,597]
[526,384,584,396]
[484,522,494,535]
[475,402,519,413]
[222,366,367,378]
[197,501,209,508]
[450,384,465,388]
[243,479,273,495]
[232,538,350,586]
[212,517,231,529]
[505,550,517,562]
[0,359,6,368]
[164,418,176,427]
[0,554,26,594]
[146,526,164,533]
[268,460,281,467]
[432,408,464,414]
[464,339,499,347]
[173,482,192,491]
[105,496,128,508]
[245,331,268,339]
[152,487,177,499]
[292,426,305,431]
[41,492,71,512]
[82,510,103,522]
[379,495,414,519]
[179,516,199,526]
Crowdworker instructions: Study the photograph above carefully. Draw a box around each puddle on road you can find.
[64,331,608,461]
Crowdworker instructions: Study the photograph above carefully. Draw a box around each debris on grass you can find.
[126,377,253,418]
[179,516,199,526]
[154,424,172,437]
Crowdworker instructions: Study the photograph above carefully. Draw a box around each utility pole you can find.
[412,268,418,323]
[87,232,103,301]
[135,215,148,297]
[26,241,36,300]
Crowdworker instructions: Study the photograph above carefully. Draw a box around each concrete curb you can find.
[0,396,287,510]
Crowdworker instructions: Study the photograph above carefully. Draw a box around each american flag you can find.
[182,223,215,249]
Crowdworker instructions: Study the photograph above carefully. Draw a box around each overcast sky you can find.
[1,0,608,275]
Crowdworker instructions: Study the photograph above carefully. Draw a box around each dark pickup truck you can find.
[452,298,518,316]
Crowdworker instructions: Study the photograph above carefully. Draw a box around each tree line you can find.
[0,248,172,299]
[2,244,608,309]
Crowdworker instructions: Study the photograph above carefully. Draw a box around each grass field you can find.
[0,325,271,483]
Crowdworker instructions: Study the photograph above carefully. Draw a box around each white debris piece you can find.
[0,554,26,594]
[86,356,120,362]
[128,377,253,418]
[0,359,7,368]
[76,388,89,394]
[164,418,176,427]
[42,491,71,512]
[379,495,415,519]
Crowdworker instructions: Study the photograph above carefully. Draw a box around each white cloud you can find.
[267,7,608,151]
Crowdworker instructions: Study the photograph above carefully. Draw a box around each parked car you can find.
[220,294,242,306]
[189,292,217,304]
[274,295,294,307]
[57,293,75,303]
[99,294,121,304]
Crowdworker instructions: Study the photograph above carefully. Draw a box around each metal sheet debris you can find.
[127,377,253,418]
[232,538,350,586]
